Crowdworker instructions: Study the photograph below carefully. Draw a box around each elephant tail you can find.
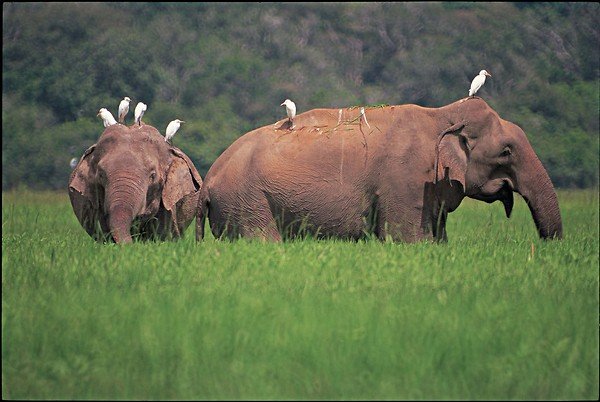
[195,187,209,241]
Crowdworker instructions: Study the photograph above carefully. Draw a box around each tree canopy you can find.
[3,2,599,190]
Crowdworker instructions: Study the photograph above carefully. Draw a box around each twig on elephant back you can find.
[348,103,389,110]
[323,112,361,136]
[320,106,380,138]
[360,107,370,128]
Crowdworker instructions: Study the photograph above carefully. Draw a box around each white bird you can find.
[469,70,492,97]
[134,102,147,126]
[165,119,185,143]
[280,99,296,128]
[97,108,117,127]
[118,96,132,123]
[70,157,78,169]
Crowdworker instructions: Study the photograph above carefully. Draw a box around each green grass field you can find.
[2,189,599,400]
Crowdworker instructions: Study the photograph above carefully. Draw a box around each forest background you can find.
[2,2,599,190]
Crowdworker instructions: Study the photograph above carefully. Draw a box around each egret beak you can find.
[486,72,492,77]
[181,121,185,124]
[280,102,285,106]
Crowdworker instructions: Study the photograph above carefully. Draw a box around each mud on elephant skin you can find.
[69,123,202,244]
[196,97,562,243]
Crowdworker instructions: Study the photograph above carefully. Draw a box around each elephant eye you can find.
[500,147,512,157]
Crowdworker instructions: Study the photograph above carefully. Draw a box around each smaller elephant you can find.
[69,123,202,243]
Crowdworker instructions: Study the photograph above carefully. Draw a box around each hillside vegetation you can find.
[2,2,599,189]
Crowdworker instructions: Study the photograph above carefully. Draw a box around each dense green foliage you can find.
[2,2,599,189]
[2,189,599,399]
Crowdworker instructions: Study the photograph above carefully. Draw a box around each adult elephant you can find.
[196,97,562,242]
[69,123,202,244]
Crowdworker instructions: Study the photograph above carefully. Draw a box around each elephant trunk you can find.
[108,205,135,244]
[105,177,147,244]
[516,154,563,240]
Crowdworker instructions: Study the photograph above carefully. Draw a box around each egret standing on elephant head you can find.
[469,70,492,97]
[165,119,185,144]
[118,96,132,123]
[134,102,147,126]
[97,108,117,127]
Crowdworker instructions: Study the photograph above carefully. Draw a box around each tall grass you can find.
[2,189,598,400]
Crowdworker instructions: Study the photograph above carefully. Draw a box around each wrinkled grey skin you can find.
[196,97,562,243]
[69,123,202,243]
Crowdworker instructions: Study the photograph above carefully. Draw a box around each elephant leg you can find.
[174,191,200,238]
[206,193,281,241]
[432,207,448,242]
[376,196,433,243]
[377,215,428,243]
[163,210,182,240]
[170,210,182,238]
[216,218,282,242]
[419,182,451,242]
[239,222,282,242]
[239,200,282,242]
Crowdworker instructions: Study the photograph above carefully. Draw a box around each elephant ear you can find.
[68,144,99,234]
[162,147,203,213]
[436,125,468,190]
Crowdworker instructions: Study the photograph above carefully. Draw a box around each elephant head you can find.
[68,124,202,243]
[432,97,562,240]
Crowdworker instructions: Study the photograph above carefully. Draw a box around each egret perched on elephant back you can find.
[97,108,117,127]
[469,70,492,97]
[69,123,203,244]
[118,97,132,123]
[165,119,185,143]
[280,99,296,128]
[134,102,147,126]
[196,98,562,243]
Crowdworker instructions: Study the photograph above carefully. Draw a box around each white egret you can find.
[118,96,132,123]
[280,99,296,128]
[469,70,492,97]
[165,119,185,143]
[134,102,147,126]
[70,157,78,169]
[97,108,117,127]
